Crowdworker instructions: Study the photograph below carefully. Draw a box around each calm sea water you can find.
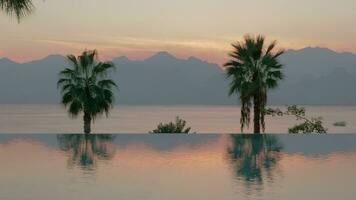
[0,134,355,200]
[0,105,355,133]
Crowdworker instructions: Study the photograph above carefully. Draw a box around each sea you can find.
[0,105,355,133]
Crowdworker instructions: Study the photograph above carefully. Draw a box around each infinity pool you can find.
[0,134,355,200]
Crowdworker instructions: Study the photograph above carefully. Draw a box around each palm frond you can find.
[0,0,33,21]
[92,62,116,78]
[68,99,83,117]
[98,79,118,90]
[58,50,117,120]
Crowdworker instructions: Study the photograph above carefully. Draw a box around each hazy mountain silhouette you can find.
[0,47,355,105]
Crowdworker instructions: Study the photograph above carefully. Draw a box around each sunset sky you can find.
[0,0,355,64]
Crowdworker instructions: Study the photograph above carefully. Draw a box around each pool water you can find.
[0,134,356,200]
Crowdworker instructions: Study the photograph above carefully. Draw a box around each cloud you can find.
[37,36,228,52]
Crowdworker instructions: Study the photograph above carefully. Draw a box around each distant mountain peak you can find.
[156,51,174,57]
[43,54,65,60]
[305,46,335,52]
[145,51,178,62]
[22,54,66,65]
[113,56,131,63]
[187,56,202,62]
[0,57,18,65]
[289,47,337,54]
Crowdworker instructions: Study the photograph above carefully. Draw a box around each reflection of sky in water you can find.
[0,134,355,200]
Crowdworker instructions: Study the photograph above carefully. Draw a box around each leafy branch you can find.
[265,105,327,134]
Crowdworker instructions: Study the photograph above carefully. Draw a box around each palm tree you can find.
[57,50,117,134]
[0,0,33,21]
[224,34,284,134]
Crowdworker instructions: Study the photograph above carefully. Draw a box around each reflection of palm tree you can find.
[57,134,116,170]
[227,134,282,184]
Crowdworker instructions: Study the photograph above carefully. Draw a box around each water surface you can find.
[0,105,355,133]
[0,134,355,200]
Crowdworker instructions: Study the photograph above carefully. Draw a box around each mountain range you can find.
[0,47,355,105]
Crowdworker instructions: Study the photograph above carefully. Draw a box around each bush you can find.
[150,116,193,134]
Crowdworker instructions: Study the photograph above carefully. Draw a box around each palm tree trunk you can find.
[253,95,261,134]
[83,112,91,134]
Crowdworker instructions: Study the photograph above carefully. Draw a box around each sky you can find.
[0,0,356,64]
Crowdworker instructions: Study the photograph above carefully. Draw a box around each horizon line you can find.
[1,46,355,65]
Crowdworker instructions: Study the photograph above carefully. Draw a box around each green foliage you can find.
[224,34,284,133]
[57,50,117,133]
[265,105,327,134]
[0,0,33,21]
[150,116,193,134]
